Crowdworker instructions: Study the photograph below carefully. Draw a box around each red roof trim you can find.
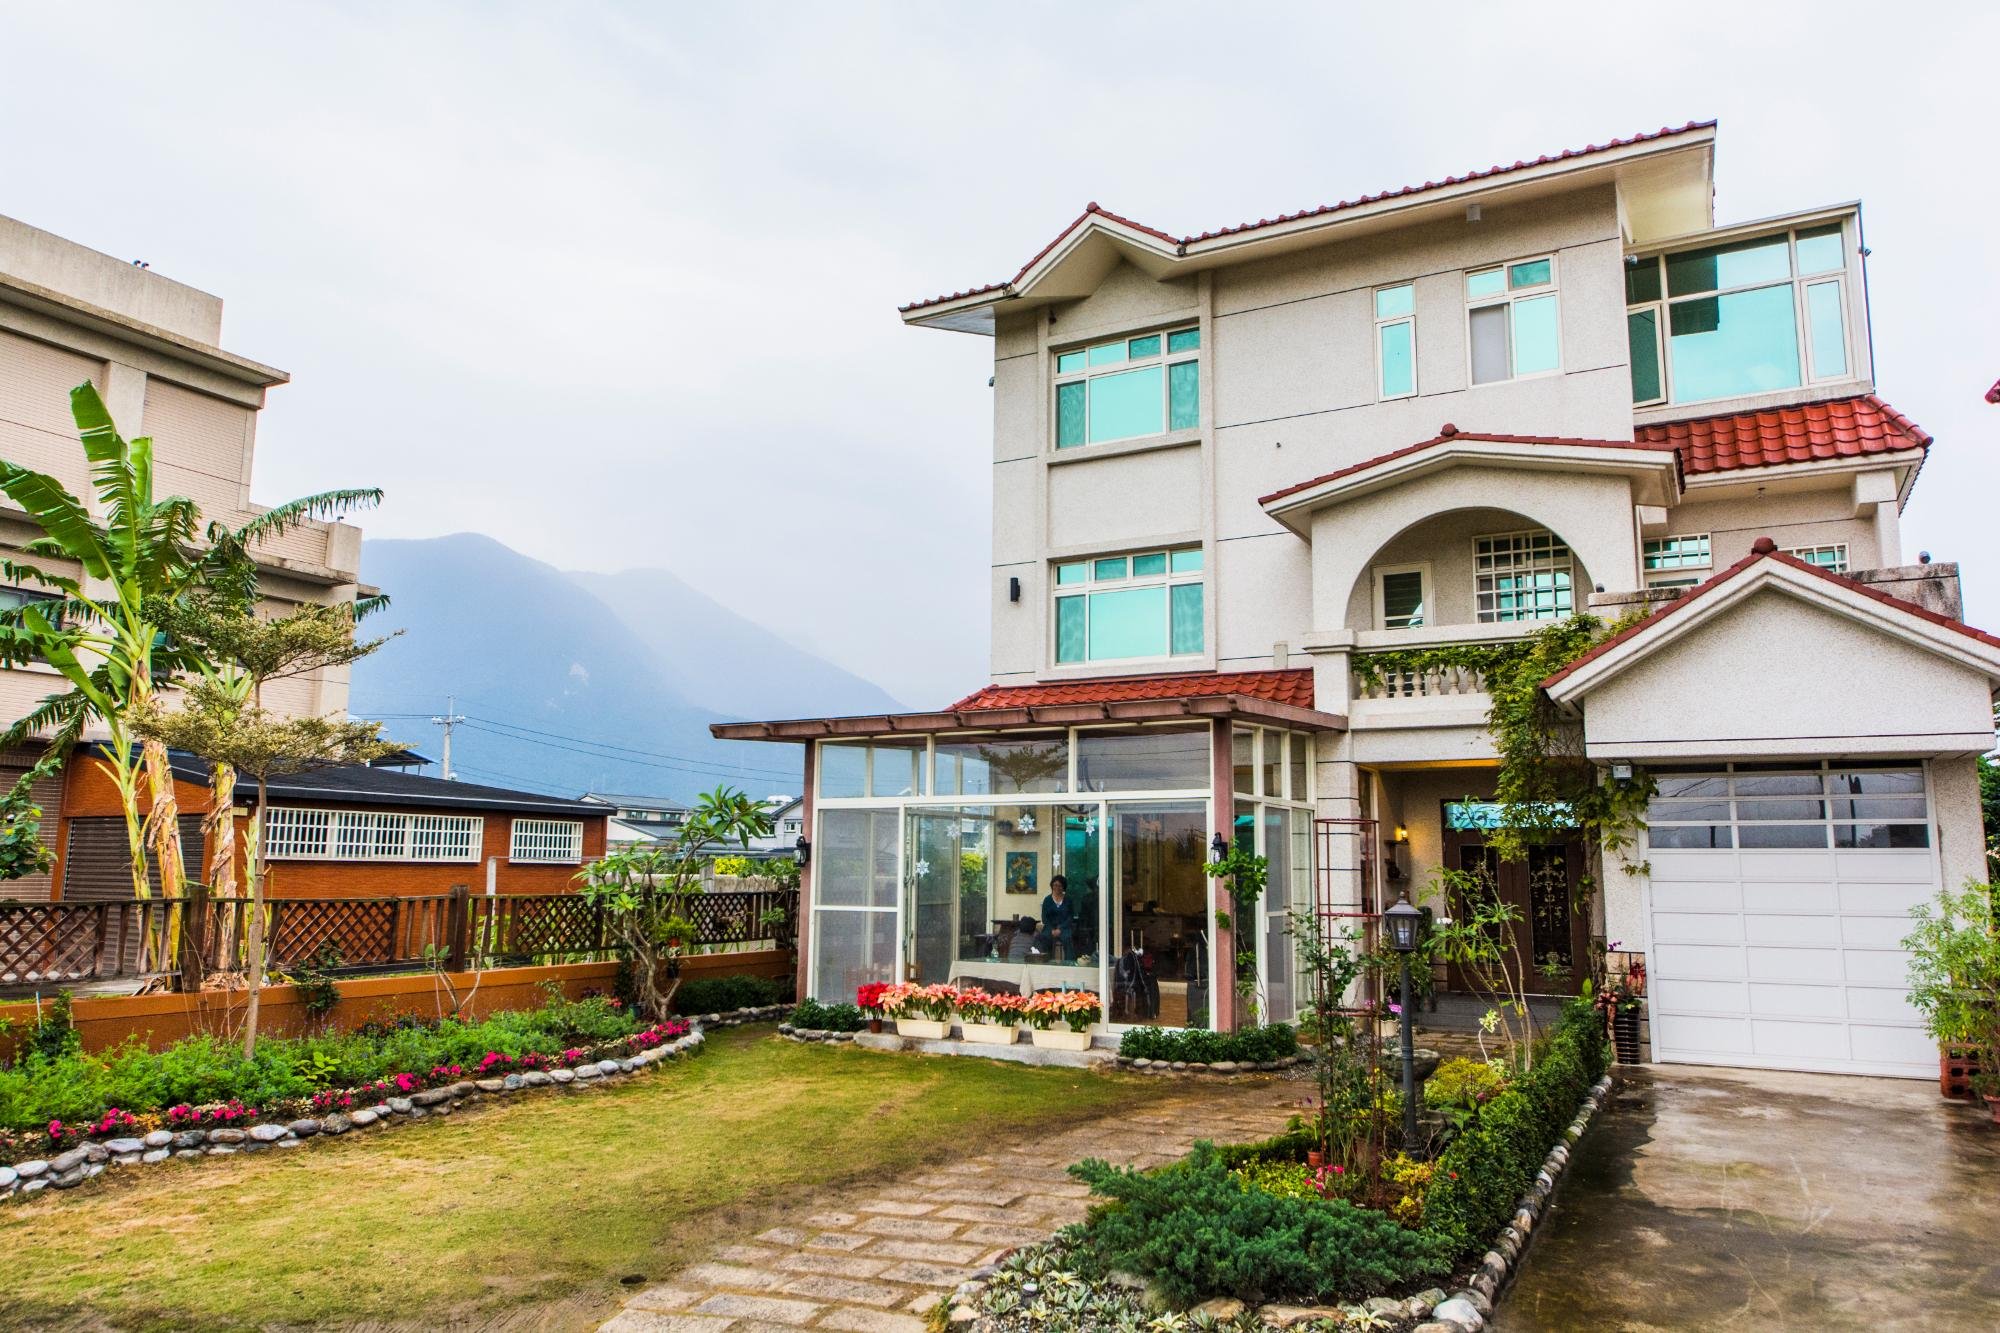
[1637,394,1932,476]
[951,668,1313,712]
[1542,543,2000,691]
[1257,427,1678,508]
[902,121,1715,313]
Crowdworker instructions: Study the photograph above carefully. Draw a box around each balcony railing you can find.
[1352,659,1490,700]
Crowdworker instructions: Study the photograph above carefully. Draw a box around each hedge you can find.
[1116,1023,1298,1065]
[670,974,792,1015]
[1419,997,1611,1254]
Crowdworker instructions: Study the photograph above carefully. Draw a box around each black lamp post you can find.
[1383,892,1424,1147]
[794,835,811,867]
[1209,831,1230,863]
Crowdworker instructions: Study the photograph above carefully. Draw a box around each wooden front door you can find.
[1439,805,1589,996]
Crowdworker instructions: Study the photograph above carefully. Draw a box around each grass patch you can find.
[0,1029,1168,1331]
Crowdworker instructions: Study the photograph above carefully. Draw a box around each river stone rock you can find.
[573,1064,603,1080]
[1193,1297,1246,1320]
[0,1166,15,1188]
[141,1148,170,1164]
[174,1149,202,1160]
[83,1143,109,1163]
[476,1078,507,1093]
[617,1058,638,1073]
[207,1145,237,1156]
[1169,1060,1189,1071]
[16,1159,48,1179]
[411,1088,452,1107]
[21,1178,47,1193]
[1432,1296,1485,1332]
[288,1119,321,1138]
[597,1060,621,1075]
[550,1068,575,1083]
[112,1152,142,1166]
[502,1073,525,1090]
[142,1130,174,1149]
[248,1124,288,1143]
[104,1137,146,1156]
[407,1106,429,1120]
[386,1097,415,1114]
[49,1147,90,1173]
[522,1070,552,1086]
[349,1109,378,1127]
[1366,1296,1405,1316]
[50,1168,84,1189]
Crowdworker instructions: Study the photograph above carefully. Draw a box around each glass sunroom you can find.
[712,678,1345,1034]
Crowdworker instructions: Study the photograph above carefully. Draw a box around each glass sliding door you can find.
[1108,800,1210,1029]
[905,802,1102,995]
[1261,805,1311,1023]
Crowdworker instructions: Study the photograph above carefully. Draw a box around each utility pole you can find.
[431,695,466,780]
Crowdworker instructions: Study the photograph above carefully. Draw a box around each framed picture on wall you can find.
[1004,851,1038,896]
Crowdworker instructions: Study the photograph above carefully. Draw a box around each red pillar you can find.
[1209,717,1236,1033]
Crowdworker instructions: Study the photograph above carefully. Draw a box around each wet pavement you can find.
[1492,1064,2000,1332]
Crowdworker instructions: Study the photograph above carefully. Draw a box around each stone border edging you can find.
[1417,1072,1617,1333]
[1114,1053,1306,1076]
[776,1023,859,1043]
[0,1004,787,1204]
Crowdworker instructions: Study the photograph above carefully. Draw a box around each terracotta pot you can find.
[867,1017,884,1034]
[1306,1150,1326,1169]
[1985,1094,2000,1126]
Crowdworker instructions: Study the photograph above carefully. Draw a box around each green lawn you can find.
[0,1028,1167,1331]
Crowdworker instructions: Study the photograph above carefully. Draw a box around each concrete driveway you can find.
[1492,1064,2000,1331]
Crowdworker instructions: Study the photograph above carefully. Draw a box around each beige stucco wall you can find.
[0,213,223,344]
[1662,485,1883,578]
[1577,589,1998,759]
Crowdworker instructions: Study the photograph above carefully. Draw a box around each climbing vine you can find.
[1354,612,1656,883]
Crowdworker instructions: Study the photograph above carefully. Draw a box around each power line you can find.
[454,720,799,787]
[460,713,801,777]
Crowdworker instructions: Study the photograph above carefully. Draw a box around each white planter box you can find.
[895,1017,951,1040]
[961,1022,1019,1046]
[1030,1028,1093,1051]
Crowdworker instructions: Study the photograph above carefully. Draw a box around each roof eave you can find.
[710,696,1346,741]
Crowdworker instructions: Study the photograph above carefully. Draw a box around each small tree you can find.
[134,600,396,1055]
[0,753,59,882]
[577,786,773,1018]
[1425,866,1539,1068]
[1203,839,1269,1029]
[1904,880,2000,1100]
[1290,906,1377,1170]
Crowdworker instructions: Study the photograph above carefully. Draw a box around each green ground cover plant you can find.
[786,999,866,1031]
[670,973,791,1014]
[0,1027,1168,1331]
[0,989,672,1153]
[1115,1022,1297,1065]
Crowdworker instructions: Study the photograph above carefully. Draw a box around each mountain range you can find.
[346,533,903,800]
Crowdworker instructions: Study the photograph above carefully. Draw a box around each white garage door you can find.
[1644,763,1937,1078]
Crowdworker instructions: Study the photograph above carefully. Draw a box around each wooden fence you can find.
[0,886,797,992]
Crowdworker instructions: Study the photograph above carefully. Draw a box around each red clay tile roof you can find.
[1636,395,1931,476]
[952,668,1314,712]
[1542,538,2000,691]
[1258,425,1677,507]
[902,121,1716,313]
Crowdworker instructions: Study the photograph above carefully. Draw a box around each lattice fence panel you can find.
[264,899,401,968]
[475,894,606,961]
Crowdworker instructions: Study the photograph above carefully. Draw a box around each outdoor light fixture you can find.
[1610,762,1635,782]
[1009,577,1021,603]
[1384,894,1423,953]
[1393,824,1410,844]
[1383,892,1424,1145]
[794,835,811,867]
[1210,832,1230,862]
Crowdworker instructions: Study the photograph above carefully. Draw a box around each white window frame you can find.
[1051,546,1205,667]
[1787,543,1849,574]
[1644,761,1930,851]
[263,806,483,863]
[1373,283,1417,400]
[1374,561,1432,630]
[1642,533,1712,576]
[1052,325,1200,451]
[1464,254,1561,386]
[1626,221,1855,408]
[510,818,585,864]
[1473,528,1574,624]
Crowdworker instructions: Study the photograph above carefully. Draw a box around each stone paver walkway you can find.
[601,1074,1301,1333]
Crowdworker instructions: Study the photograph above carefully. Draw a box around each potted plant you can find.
[856,982,889,1034]
[885,982,958,1040]
[1025,988,1100,1050]
[1903,880,2000,1125]
[1601,956,1646,1064]
[957,989,1023,1045]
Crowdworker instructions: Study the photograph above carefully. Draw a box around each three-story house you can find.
[718,122,1999,1079]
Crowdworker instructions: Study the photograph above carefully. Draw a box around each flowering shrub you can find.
[878,982,961,1023]
[1024,989,1101,1033]
[165,1100,259,1128]
[855,982,890,1015]
[953,989,1027,1026]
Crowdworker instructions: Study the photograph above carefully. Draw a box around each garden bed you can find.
[945,1000,1615,1333]
[0,997,790,1203]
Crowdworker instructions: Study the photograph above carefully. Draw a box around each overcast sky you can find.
[2,3,1994,707]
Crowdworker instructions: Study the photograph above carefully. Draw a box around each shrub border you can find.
[1113,1053,1306,1076]
[0,1004,788,1204]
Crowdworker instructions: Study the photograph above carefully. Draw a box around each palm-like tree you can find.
[0,382,381,909]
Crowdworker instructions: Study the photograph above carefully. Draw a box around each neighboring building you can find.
[0,214,367,899]
[583,792,689,842]
[53,749,607,900]
[717,121,1999,1079]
